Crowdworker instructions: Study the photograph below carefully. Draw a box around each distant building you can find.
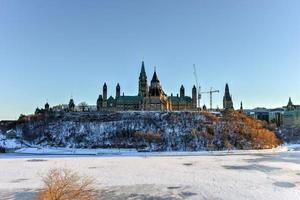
[283,97,300,111]
[96,61,197,111]
[37,61,240,113]
[245,107,284,126]
[223,83,234,110]
[244,98,300,127]
[283,97,300,128]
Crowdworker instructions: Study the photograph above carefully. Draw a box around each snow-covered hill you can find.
[11,111,280,151]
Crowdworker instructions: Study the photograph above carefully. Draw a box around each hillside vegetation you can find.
[10,111,281,151]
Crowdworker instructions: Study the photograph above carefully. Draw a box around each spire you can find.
[192,85,197,109]
[68,98,75,112]
[116,83,121,98]
[288,97,293,105]
[138,61,148,96]
[139,61,147,79]
[45,102,50,111]
[180,85,185,98]
[151,69,159,82]
[223,83,234,110]
[103,82,107,101]
[225,83,230,96]
[287,97,295,111]
[141,61,146,74]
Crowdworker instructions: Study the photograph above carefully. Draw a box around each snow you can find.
[1,148,300,199]
[15,147,138,155]
[0,134,21,149]
[11,144,296,156]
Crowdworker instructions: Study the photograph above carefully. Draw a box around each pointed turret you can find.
[287,97,295,111]
[151,69,160,83]
[68,98,75,112]
[45,102,50,111]
[116,83,121,98]
[149,69,162,97]
[288,97,293,106]
[140,61,146,76]
[192,85,197,109]
[223,83,234,110]
[224,84,230,99]
[103,82,107,101]
[180,85,185,98]
[138,61,148,97]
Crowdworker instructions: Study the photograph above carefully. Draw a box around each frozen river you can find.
[0,150,300,200]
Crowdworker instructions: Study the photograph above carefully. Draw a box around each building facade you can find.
[283,97,300,128]
[96,61,197,111]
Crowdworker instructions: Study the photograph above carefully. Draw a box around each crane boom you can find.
[201,88,219,110]
[193,64,201,109]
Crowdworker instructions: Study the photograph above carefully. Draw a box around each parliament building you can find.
[96,61,197,111]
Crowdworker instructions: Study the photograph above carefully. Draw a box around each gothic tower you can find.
[103,83,107,107]
[44,102,50,111]
[116,83,120,98]
[287,97,295,111]
[138,61,148,97]
[149,69,162,96]
[68,98,75,112]
[180,85,185,98]
[192,85,197,109]
[240,101,243,112]
[223,83,234,110]
[97,95,103,111]
[103,83,107,101]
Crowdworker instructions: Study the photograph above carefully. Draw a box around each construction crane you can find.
[201,87,219,110]
[193,64,201,109]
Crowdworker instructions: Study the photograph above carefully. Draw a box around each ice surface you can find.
[0,148,300,200]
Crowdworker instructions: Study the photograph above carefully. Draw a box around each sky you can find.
[0,0,300,120]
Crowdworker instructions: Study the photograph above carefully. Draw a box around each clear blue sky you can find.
[0,0,299,120]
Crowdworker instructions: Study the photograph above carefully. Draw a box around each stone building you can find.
[283,97,300,128]
[96,61,197,111]
[223,83,234,110]
[284,97,300,111]
[169,85,196,111]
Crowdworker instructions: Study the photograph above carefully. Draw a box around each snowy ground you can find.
[1,147,300,200]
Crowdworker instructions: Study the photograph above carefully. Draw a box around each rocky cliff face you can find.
[11,111,280,151]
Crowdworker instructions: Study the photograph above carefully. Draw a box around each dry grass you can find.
[37,168,98,200]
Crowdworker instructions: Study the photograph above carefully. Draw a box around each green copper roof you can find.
[169,96,192,103]
[116,95,143,104]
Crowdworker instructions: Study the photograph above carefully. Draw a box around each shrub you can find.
[134,131,161,143]
[37,168,98,200]
[203,111,219,122]
[222,111,282,149]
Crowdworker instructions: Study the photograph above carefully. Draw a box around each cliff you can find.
[7,111,280,151]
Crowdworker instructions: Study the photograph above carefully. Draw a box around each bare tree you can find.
[78,102,89,112]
